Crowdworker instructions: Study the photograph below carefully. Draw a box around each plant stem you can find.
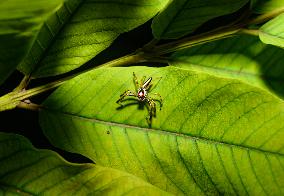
[151,8,284,55]
[248,7,284,25]
[96,53,145,69]
[17,101,43,111]
[0,52,146,112]
[23,53,144,98]
[153,27,240,55]
[239,28,259,36]
[142,39,159,51]
[14,75,31,91]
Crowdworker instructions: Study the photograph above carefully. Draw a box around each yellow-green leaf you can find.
[18,0,169,78]
[170,35,284,99]
[259,13,284,48]
[40,66,284,195]
[0,132,170,195]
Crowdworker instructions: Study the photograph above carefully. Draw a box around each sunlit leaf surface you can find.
[259,13,284,48]
[0,132,170,195]
[170,35,284,99]
[18,0,169,78]
[40,66,284,195]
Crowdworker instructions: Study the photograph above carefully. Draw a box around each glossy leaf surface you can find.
[259,13,284,48]
[0,132,169,195]
[40,66,284,195]
[170,35,284,99]
[0,0,63,85]
[18,0,169,78]
[152,0,248,39]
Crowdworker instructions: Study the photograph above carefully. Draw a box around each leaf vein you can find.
[175,137,206,195]
[247,151,268,195]
[194,140,220,194]
[145,132,187,195]
[230,147,249,195]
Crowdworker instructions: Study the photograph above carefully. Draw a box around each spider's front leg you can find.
[133,72,139,91]
[140,75,146,86]
[146,97,156,125]
[116,90,136,106]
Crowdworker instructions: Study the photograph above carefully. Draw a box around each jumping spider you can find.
[116,72,163,125]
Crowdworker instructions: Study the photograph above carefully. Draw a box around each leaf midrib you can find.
[43,108,284,157]
[27,0,86,76]
[260,30,284,40]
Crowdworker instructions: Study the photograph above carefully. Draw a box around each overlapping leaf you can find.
[0,132,170,195]
[18,0,169,78]
[259,13,284,48]
[151,0,248,39]
[17,0,81,76]
[40,66,284,195]
[170,35,284,98]
[0,0,63,85]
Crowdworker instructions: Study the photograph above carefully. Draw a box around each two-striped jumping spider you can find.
[116,72,162,125]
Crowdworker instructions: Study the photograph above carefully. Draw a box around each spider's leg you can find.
[147,76,162,91]
[133,72,139,91]
[151,93,163,110]
[116,90,136,106]
[145,97,156,125]
[140,76,146,86]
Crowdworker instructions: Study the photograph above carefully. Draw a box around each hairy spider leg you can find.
[132,72,139,91]
[146,97,157,125]
[147,77,162,92]
[116,90,136,106]
[140,76,146,86]
[151,93,163,110]
[142,77,152,90]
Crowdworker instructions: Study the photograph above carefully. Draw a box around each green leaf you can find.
[17,0,81,77]
[18,0,169,78]
[151,0,248,39]
[259,13,284,48]
[170,35,284,99]
[40,66,284,195]
[0,132,170,195]
[252,0,284,14]
[0,0,64,85]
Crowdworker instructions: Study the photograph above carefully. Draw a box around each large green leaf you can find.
[151,0,248,39]
[17,0,81,77]
[0,0,63,85]
[259,13,284,48]
[18,0,169,78]
[252,0,284,14]
[0,132,170,195]
[170,35,284,99]
[40,66,284,195]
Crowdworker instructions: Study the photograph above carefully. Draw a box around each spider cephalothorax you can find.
[116,72,162,125]
[137,88,147,101]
